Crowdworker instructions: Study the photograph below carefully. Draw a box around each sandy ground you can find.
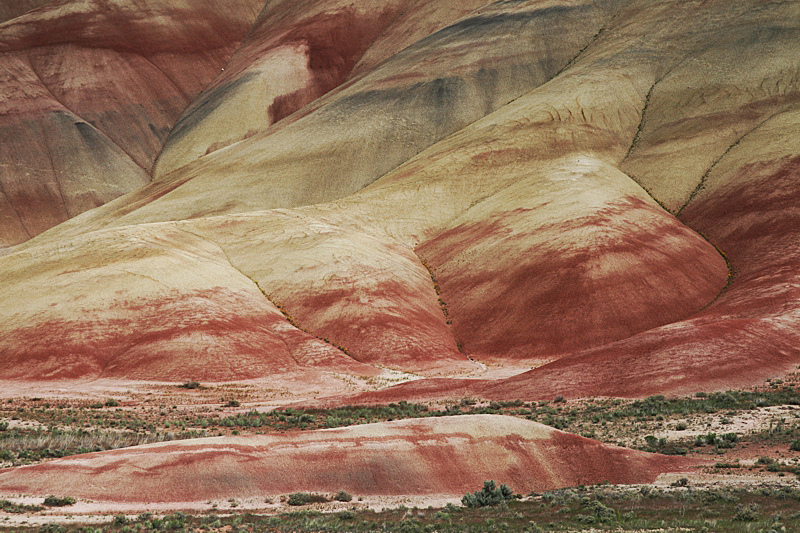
[656,405,800,440]
[0,360,542,414]
[0,494,468,525]
[0,372,418,408]
[1,469,798,526]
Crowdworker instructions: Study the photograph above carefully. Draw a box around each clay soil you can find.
[1,373,800,527]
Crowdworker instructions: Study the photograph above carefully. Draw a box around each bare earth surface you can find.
[0,0,799,520]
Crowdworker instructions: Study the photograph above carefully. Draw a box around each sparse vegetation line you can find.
[2,484,800,532]
[3,378,800,468]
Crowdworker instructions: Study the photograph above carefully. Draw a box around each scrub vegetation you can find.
[3,484,800,532]
[2,376,800,530]
[3,376,800,467]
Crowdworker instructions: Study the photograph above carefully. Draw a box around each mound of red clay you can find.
[0,415,699,503]
[347,130,800,403]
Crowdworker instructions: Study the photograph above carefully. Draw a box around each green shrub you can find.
[337,510,356,520]
[164,512,186,529]
[733,502,760,521]
[462,480,515,508]
[43,495,76,507]
[334,490,353,502]
[0,499,44,513]
[587,499,616,523]
[287,492,329,506]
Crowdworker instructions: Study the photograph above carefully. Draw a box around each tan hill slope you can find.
[0,211,474,381]
[0,223,380,381]
[0,0,798,399]
[0,415,699,503]
[0,0,797,512]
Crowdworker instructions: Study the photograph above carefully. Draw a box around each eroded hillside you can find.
[0,0,799,515]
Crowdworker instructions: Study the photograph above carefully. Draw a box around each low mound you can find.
[0,415,698,503]
[185,212,474,374]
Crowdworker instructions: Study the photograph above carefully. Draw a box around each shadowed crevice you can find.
[23,52,148,174]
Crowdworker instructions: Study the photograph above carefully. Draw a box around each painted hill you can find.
[0,0,798,399]
[0,0,264,246]
[0,415,699,503]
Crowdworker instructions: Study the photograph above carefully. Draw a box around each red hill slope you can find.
[0,415,699,503]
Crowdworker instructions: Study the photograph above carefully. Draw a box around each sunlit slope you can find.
[0,0,798,398]
[152,0,420,176]
[26,0,615,235]
[0,223,379,381]
[0,206,477,380]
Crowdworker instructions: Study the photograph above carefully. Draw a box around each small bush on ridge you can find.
[334,490,353,502]
[462,480,515,508]
[287,492,329,506]
[43,495,76,507]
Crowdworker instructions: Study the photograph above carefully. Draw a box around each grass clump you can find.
[287,492,329,506]
[0,499,44,513]
[333,490,353,502]
[42,495,76,507]
[733,502,760,521]
[462,480,515,508]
